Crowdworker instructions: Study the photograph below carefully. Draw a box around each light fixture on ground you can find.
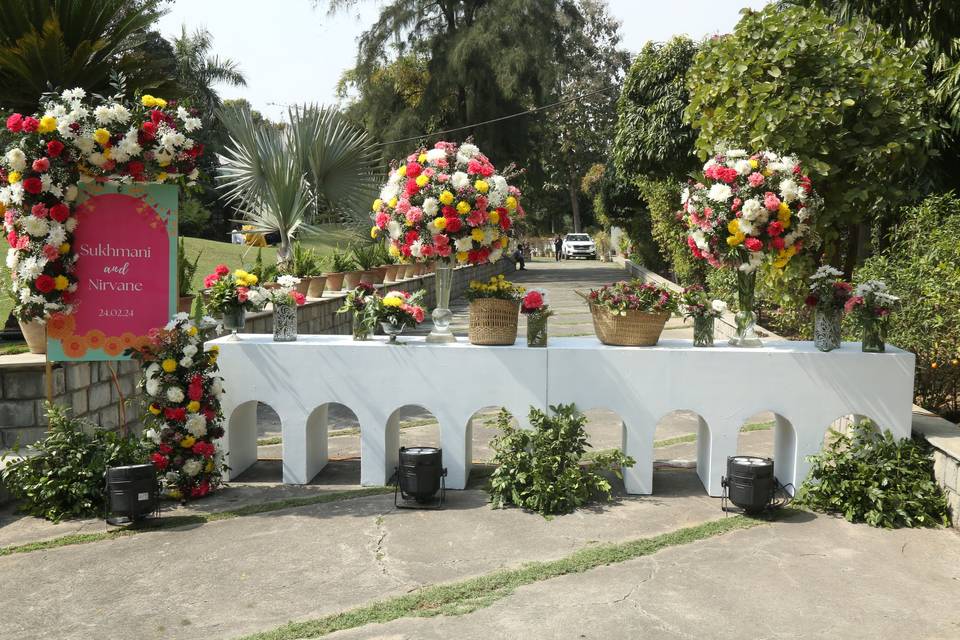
[721,456,792,515]
[394,446,447,509]
[104,464,160,525]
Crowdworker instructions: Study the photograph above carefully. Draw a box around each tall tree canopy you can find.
[172,26,247,122]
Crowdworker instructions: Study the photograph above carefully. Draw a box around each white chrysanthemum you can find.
[451,171,470,191]
[165,471,179,484]
[179,356,193,368]
[111,104,130,123]
[387,219,402,240]
[5,148,26,172]
[455,236,474,252]
[7,183,23,205]
[277,274,300,288]
[763,151,779,162]
[159,130,186,151]
[425,148,446,164]
[410,239,424,258]
[87,152,107,167]
[144,428,161,444]
[680,188,691,206]
[93,105,113,124]
[65,217,78,232]
[0,186,10,206]
[166,386,185,403]
[247,288,266,307]
[456,143,479,164]
[182,344,198,358]
[39,174,53,194]
[211,378,224,398]
[183,459,202,477]
[741,198,763,221]
[707,183,732,202]
[779,178,799,203]
[726,149,748,159]
[422,197,439,217]
[779,155,797,174]
[146,362,160,379]
[711,299,728,314]
[154,149,174,166]
[56,119,75,139]
[691,229,707,250]
[810,265,843,281]
[145,377,160,397]
[738,219,756,235]
[47,104,67,118]
[185,413,207,438]
[18,287,31,303]
[45,223,66,247]
[22,215,49,237]
[61,88,86,103]
[64,185,78,202]
[703,158,718,172]
[183,117,201,132]
[74,136,95,154]
[483,228,497,245]
[6,249,18,270]
[735,159,752,175]
[380,183,399,202]
[488,248,503,262]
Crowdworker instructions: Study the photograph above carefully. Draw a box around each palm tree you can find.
[217,104,380,264]
[0,0,174,111]
[171,26,247,121]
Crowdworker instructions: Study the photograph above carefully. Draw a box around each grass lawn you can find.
[0,224,366,323]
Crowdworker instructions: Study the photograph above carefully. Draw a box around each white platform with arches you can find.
[210,334,914,496]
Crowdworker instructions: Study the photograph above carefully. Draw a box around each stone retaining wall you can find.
[912,408,960,530]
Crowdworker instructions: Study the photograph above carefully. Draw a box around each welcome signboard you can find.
[46,183,178,361]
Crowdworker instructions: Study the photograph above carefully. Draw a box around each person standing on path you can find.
[554,235,562,261]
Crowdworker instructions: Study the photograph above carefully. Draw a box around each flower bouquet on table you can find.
[465,275,524,345]
[265,275,306,342]
[337,282,378,340]
[520,289,553,347]
[682,148,820,347]
[127,314,225,502]
[372,289,426,343]
[680,285,727,347]
[583,280,677,346]
[804,266,852,352]
[203,264,266,337]
[845,280,899,353]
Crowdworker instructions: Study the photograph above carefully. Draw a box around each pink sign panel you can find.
[47,184,177,361]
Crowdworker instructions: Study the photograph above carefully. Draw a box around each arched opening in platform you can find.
[308,402,362,485]
[468,405,516,488]
[654,409,709,494]
[228,400,282,483]
[736,411,777,459]
[392,404,441,451]
[581,407,628,459]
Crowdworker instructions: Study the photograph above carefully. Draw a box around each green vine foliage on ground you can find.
[488,405,634,516]
[854,193,960,419]
[796,421,949,529]
[0,405,148,522]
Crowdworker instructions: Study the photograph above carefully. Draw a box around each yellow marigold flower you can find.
[470,228,485,243]
[156,172,168,182]
[726,233,745,247]
[7,171,20,184]
[418,153,427,163]
[500,237,509,248]
[778,202,790,216]
[456,201,471,215]
[54,275,69,291]
[488,210,500,225]
[162,358,178,373]
[370,226,379,239]
[38,115,57,133]
[382,295,403,308]
[205,460,215,473]
[372,198,382,212]
[415,174,429,188]
[474,179,489,193]
[93,128,111,146]
[762,168,773,177]
[388,197,398,208]
[434,216,447,230]
[778,207,791,226]
[749,159,759,169]
[187,400,201,413]
[505,196,517,210]
[439,191,454,205]
[388,244,400,257]
[456,251,469,262]
[209,345,220,353]
[727,219,740,235]
[141,95,157,107]
[187,326,198,336]
[59,242,70,254]
[397,165,407,177]
[148,403,161,415]
[180,435,196,448]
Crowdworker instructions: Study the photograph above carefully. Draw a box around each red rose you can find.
[21,117,39,133]
[22,177,42,195]
[49,203,70,222]
[34,274,55,293]
[46,140,65,158]
[744,237,763,252]
[6,113,23,132]
[771,236,785,251]
[31,158,50,173]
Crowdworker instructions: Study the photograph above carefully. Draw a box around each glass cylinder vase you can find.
[693,315,714,347]
[861,316,887,353]
[273,303,297,342]
[526,311,549,347]
[221,305,245,340]
[426,259,456,343]
[814,306,842,352]
[729,268,762,347]
[352,313,371,341]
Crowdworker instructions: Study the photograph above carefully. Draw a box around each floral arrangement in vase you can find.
[370,140,523,265]
[587,280,678,316]
[265,274,307,307]
[337,282,378,340]
[845,280,899,353]
[805,265,852,352]
[0,88,202,340]
[266,274,306,342]
[680,285,726,347]
[681,148,820,346]
[372,290,426,342]
[128,314,224,501]
[203,264,266,335]
[466,275,524,302]
[521,289,553,347]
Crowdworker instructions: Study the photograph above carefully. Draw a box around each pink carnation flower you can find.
[763,192,781,212]
[748,172,765,188]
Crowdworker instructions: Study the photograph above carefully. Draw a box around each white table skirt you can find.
[209,334,915,496]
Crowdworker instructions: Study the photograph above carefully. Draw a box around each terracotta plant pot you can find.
[395,264,409,279]
[384,264,400,282]
[359,270,376,285]
[295,278,311,295]
[342,270,363,290]
[178,295,195,314]
[371,266,388,284]
[18,318,46,354]
[262,282,281,290]
[424,262,436,274]
[307,275,327,298]
[324,272,345,291]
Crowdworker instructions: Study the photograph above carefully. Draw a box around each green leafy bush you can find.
[0,405,147,522]
[796,421,948,528]
[639,178,705,286]
[489,404,635,516]
[179,195,213,238]
[855,193,960,420]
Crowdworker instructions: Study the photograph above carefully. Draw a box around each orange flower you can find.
[120,332,138,348]
[62,335,88,359]
[103,336,124,357]
[46,313,76,339]
[85,330,106,350]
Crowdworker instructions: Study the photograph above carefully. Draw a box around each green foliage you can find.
[248,247,278,284]
[171,26,246,119]
[638,178,705,285]
[686,4,935,258]
[176,237,201,297]
[351,242,380,270]
[329,247,357,273]
[0,405,147,522]
[178,195,213,238]
[796,421,949,528]
[855,193,960,418]
[488,404,635,516]
[288,243,323,277]
[613,36,700,184]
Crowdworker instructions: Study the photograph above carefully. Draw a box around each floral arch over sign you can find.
[0,88,203,343]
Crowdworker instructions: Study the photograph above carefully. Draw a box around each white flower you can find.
[159,130,186,151]
[456,143,479,164]
[7,183,23,205]
[111,104,131,124]
[144,428,161,444]
[488,248,503,262]
[65,185,79,202]
[145,377,160,397]
[210,378,224,398]
[93,105,113,124]
[810,265,843,281]
[691,229,707,250]
[183,117,201,132]
[707,183,733,202]
[735,159,752,175]
[166,386,185,403]
[451,171,470,191]
[711,299,728,314]
[741,198,763,221]
[5,248,18,270]
[165,471,179,484]
[422,197,439,217]
[455,236,474,252]
[22,215,49,237]
[425,148,446,164]
[181,344,198,359]
[277,274,300,288]
[183,459,202,477]
[185,413,207,438]
[738,218,756,235]
[247,287,267,307]
[87,152,107,167]
[179,356,193,368]
[146,362,160,379]
[65,217,78,232]
[779,178,799,203]
[61,88,86,103]
[379,183,399,203]
[680,188,691,206]
[703,158,718,172]
[726,149,748,159]
[74,136,95,155]
[387,219,402,240]
[5,148,26,172]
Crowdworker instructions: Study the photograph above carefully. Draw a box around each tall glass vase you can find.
[814,307,841,352]
[426,259,456,343]
[273,303,297,342]
[693,315,715,347]
[861,316,887,353]
[221,305,245,340]
[729,268,762,347]
[526,311,549,347]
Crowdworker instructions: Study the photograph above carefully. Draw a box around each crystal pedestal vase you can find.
[729,268,762,347]
[221,305,246,340]
[381,320,406,344]
[426,259,456,343]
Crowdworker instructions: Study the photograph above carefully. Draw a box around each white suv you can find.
[561,233,596,260]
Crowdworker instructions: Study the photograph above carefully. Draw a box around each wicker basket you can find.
[469,298,520,345]
[588,304,670,346]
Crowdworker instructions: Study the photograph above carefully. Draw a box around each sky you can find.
[156,0,770,121]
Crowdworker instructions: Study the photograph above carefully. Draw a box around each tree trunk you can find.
[278,234,291,267]
[568,179,581,233]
